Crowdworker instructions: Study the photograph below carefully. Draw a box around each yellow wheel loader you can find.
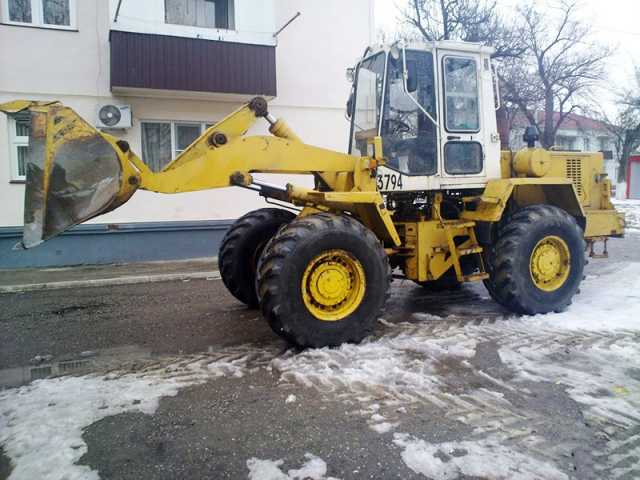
[1,41,624,348]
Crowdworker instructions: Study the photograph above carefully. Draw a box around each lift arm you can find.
[0,97,400,248]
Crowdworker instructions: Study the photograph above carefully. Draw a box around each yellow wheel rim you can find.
[529,236,571,292]
[301,249,366,322]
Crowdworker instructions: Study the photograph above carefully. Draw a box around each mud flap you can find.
[1,102,138,248]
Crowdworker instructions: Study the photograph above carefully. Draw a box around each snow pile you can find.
[393,434,568,480]
[0,352,267,480]
[613,199,640,233]
[524,262,640,331]
[247,453,339,480]
[271,325,476,404]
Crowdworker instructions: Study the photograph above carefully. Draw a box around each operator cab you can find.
[347,41,501,194]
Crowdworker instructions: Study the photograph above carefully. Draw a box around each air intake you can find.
[566,158,584,198]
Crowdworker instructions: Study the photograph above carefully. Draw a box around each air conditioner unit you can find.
[96,104,132,129]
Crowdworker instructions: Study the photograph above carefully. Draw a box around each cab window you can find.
[350,53,386,157]
[444,142,483,174]
[443,57,479,132]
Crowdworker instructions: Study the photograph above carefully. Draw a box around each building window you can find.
[8,114,30,181]
[583,137,591,152]
[165,0,234,29]
[555,135,575,150]
[2,0,76,29]
[599,137,610,151]
[141,121,213,172]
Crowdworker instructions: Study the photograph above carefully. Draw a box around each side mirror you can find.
[346,92,355,119]
[406,60,418,93]
[346,67,355,84]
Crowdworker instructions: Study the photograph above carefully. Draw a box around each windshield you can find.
[382,50,438,176]
[349,53,386,157]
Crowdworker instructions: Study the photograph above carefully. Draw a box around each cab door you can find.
[436,51,486,185]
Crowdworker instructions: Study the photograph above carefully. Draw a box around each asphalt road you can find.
[0,236,637,480]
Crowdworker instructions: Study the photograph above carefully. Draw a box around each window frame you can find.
[140,120,213,171]
[8,115,29,182]
[442,55,481,134]
[1,0,77,30]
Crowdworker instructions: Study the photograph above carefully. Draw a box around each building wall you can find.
[0,0,375,229]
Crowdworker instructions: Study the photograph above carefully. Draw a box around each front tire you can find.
[219,208,296,308]
[257,213,391,348]
[484,205,585,314]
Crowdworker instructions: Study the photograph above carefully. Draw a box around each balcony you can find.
[109,30,277,100]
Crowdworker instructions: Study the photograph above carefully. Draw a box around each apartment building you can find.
[0,0,375,267]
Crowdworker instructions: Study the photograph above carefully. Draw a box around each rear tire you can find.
[257,213,391,348]
[484,205,585,314]
[219,208,296,308]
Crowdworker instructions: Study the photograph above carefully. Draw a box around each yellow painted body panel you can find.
[465,149,624,238]
[397,220,483,282]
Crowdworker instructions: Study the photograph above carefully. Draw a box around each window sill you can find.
[0,22,78,32]
[9,179,26,184]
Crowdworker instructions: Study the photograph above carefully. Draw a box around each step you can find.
[457,246,483,256]
[462,272,489,282]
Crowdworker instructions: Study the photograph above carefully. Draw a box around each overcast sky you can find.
[374,0,640,113]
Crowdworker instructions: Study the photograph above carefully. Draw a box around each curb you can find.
[0,271,221,294]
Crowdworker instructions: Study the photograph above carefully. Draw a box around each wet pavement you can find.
[0,235,637,480]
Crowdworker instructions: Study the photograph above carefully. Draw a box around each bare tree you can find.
[500,1,610,148]
[402,0,525,58]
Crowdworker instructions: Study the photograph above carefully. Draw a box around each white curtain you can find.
[141,123,172,173]
[165,0,229,29]
[9,0,32,22]
[43,0,70,26]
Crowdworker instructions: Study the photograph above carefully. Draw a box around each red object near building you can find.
[627,156,640,199]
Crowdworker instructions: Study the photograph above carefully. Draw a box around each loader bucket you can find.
[0,102,138,248]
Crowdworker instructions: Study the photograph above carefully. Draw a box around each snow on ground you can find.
[524,262,640,331]
[247,453,339,480]
[271,321,476,405]
[500,336,640,429]
[0,349,274,480]
[268,264,640,477]
[393,434,568,480]
[613,199,640,233]
[1,261,639,479]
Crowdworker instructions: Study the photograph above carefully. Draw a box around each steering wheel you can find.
[386,117,412,135]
